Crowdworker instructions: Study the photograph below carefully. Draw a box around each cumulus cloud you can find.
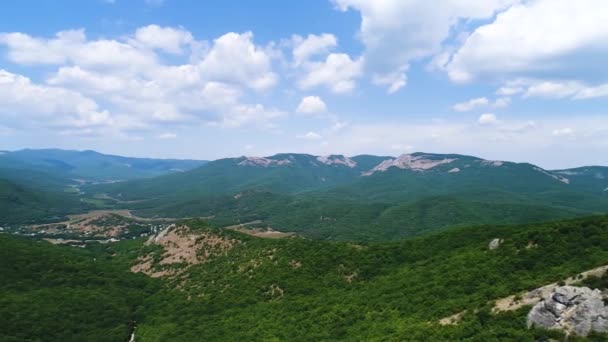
[445,0,608,83]
[133,25,193,54]
[298,53,363,93]
[292,33,337,65]
[0,29,158,71]
[199,32,278,91]
[0,27,285,135]
[296,96,327,114]
[333,0,519,93]
[0,70,113,132]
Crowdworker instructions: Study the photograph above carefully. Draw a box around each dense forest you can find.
[4,215,608,341]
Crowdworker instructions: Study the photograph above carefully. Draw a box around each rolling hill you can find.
[89,152,608,240]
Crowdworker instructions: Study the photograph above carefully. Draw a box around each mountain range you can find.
[1,149,607,239]
[88,151,608,241]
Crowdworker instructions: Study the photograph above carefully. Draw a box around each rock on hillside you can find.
[527,285,608,336]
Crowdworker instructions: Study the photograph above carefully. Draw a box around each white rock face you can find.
[488,238,503,250]
[534,167,570,184]
[555,170,581,176]
[480,160,504,167]
[527,286,608,336]
[316,155,357,168]
[364,154,457,175]
[238,157,292,167]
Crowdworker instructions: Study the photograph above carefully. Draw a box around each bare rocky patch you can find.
[131,225,239,278]
[493,265,608,313]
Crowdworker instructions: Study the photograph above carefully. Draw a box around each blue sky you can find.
[1,0,607,169]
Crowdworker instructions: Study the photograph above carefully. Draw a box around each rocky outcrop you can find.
[238,156,292,167]
[488,238,503,250]
[363,154,457,175]
[527,286,608,336]
[316,155,357,168]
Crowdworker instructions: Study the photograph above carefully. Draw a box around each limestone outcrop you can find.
[527,285,608,336]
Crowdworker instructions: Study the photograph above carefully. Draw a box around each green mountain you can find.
[90,152,608,240]
[0,149,207,181]
[553,166,608,195]
[0,178,88,224]
[4,216,608,341]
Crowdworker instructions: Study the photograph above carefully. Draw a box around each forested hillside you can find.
[4,216,608,341]
[89,152,608,240]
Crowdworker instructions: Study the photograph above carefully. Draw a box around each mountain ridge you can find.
[85,150,608,241]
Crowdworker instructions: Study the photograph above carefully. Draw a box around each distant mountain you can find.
[0,179,87,224]
[553,166,608,194]
[90,152,608,240]
[0,149,207,181]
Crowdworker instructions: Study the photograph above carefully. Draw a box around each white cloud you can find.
[452,96,510,112]
[199,32,278,91]
[297,131,322,140]
[292,33,337,65]
[452,97,489,112]
[219,104,285,128]
[0,70,113,130]
[133,25,193,54]
[296,96,327,114]
[478,113,498,125]
[298,53,363,93]
[524,81,583,99]
[496,79,608,100]
[0,27,288,136]
[334,0,519,92]
[446,0,608,83]
[0,29,158,71]
[575,84,608,99]
[496,86,524,96]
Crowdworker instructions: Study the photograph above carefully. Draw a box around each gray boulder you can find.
[527,285,608,336]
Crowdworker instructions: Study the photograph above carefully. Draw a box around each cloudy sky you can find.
[1,0,607,168]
